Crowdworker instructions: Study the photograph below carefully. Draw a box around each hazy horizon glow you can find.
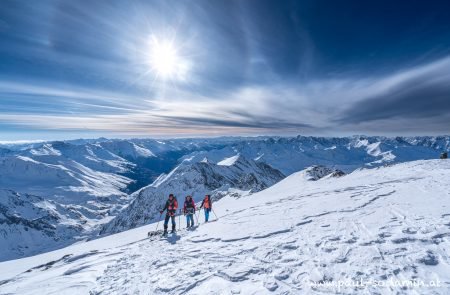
[1,0,450,140]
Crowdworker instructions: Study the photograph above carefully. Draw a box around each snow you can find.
[0,142,137,260]
[296,165,345,181]
[254,153,264,161]
[29,144,62,156]
[1,135,449,262]
[0,190,84,262]
[183,135,450,175]
[99,141,156,159]
[131,143,155,157]
[1,160,449,294]
[149,165,180,188]
[217,154,240,166]
[183,155,195,162]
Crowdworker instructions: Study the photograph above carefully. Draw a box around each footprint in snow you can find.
[418,251,439,266]
[402,227,418,234]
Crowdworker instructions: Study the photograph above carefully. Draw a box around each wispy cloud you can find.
[1,55,449,136]
[335,57,450,125]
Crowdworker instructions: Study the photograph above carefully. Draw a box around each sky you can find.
[1,0,450,140]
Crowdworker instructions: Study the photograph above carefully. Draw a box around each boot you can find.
[171,224,176,233]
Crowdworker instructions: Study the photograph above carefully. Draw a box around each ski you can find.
[147,230,164,238]
[148,223,201,240]
[186,225,199,231]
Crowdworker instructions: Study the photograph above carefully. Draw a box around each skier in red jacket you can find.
[183,195,196,228]
[160,194,178,235]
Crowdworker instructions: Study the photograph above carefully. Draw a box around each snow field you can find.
[1,160,449,294]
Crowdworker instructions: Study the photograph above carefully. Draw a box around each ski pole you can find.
[194,209,199,225]
[155,212,163,232]
[212,208,219,220]
[178,209,181,231]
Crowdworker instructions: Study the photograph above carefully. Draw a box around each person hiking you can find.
[200,194,212,222]
[160,194,178,235]
[183,195,196,228]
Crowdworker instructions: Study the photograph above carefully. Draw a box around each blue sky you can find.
[1,0,450,140]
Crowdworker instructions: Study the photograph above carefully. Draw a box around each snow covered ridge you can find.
[100,156,285,235]
[217,154,240,166]
[0,159,449,294]
[0,190,82,262]
[181,135,450,175]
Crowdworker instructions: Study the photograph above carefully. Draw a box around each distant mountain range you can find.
[0,135,448,261]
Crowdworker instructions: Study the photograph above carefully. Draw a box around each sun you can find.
[147,36,188,81]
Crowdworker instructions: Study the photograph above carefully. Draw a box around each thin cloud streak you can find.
[1,56,450,135]
[335,57,450,125]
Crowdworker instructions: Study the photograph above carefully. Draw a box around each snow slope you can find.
[1,160,449,294]
[0,135,448,261]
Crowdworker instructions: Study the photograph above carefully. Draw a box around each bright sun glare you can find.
[148,36,188,81]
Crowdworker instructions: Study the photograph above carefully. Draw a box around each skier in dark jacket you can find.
[183,195,196,228]
[160,194,178,235]
[199,194,212,222]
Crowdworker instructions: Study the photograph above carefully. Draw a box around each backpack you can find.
[185,199,195,208]
[167,197,178,211]
[203,196,211,209]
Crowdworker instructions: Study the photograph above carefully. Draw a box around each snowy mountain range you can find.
[100,155,285,235]
[182,135,450,174]
[0,189,83,261]
[1,159,449,294]
[0,135,448,261]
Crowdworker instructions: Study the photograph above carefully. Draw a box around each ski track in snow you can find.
[1,160,450,294]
